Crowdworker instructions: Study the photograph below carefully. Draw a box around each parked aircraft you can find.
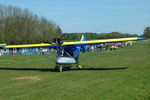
[4,36,146,72]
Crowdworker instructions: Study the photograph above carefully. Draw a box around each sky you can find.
[0,0,150,35]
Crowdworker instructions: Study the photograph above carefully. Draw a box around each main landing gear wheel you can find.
[77,64,83,70]
[55,65,63,72]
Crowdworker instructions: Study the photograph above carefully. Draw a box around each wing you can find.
[62,37,146,46]
[4,43,55,48]
[4,37,146,48]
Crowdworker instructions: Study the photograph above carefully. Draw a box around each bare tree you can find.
[0,4,62,44]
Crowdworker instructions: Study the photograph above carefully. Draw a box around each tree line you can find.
[143,26,150,38]
[63,26,150,41]
[0,4,62,45]
[63,32,138,41]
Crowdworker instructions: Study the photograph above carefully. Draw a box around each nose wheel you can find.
[55,65,63,72]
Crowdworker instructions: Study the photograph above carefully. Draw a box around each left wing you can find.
[4,37,146,48]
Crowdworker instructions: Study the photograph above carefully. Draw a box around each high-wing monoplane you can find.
[4,36,146,72]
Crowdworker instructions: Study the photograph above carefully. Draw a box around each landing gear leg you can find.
[55,65,63,72]
[77,64,83,70]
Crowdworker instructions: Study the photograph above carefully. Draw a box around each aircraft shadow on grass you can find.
[0,67,128,72]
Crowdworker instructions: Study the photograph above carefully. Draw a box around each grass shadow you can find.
[0,67,56,72]
[70,67,128,71]
[0,67,128,72]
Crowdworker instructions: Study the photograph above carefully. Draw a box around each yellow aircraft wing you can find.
[4,37,145,48]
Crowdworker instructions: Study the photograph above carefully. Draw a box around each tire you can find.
[55,65,63,72]
[58,66,63,72]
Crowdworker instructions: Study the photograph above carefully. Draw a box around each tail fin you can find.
[80,35,86,41]
[80,35,88,52]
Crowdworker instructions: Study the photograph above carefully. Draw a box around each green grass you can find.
[0,40,150,100]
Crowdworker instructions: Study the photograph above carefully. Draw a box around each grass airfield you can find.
[0,40,150,100]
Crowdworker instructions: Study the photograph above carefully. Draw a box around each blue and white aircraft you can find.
[4,36,146,72]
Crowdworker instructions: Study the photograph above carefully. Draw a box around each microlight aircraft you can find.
[4,36,146,72]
